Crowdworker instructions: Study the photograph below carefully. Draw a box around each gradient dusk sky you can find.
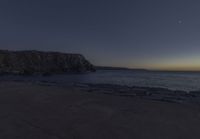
[1,0,200,70]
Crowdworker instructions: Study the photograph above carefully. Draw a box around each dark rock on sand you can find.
[0,50,95,75]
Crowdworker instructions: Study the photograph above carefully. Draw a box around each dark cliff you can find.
[0,50,95,75]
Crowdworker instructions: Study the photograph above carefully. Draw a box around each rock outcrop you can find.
[0,50,95,75]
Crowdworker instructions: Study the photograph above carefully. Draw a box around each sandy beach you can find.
[1,81,200,139]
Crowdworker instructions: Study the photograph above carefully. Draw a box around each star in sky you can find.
[178,20,183,24]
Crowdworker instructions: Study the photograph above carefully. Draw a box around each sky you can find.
[0,0,200,70]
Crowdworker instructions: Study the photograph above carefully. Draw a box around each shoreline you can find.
[20,80,200,105]
[74,83,200,105]
[0,69,199,91]
[1,79,200,105]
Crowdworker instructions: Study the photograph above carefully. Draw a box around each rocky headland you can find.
[0,50,95,75]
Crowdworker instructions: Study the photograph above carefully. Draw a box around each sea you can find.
[1,69,200,91]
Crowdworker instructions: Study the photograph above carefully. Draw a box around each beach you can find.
[2,0,200,138]
[1,81,200,139]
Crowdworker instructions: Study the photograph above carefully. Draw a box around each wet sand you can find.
[1,81,200,139]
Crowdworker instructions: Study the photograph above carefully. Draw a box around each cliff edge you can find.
[0,50,95,75]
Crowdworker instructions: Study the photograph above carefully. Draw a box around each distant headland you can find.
[0,50,95,75]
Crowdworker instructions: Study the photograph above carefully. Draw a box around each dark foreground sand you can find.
[1,82,200,139]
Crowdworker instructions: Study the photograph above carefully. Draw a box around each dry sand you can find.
[1,81,200,139]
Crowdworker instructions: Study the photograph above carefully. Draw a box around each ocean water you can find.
[1,70,200,91]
